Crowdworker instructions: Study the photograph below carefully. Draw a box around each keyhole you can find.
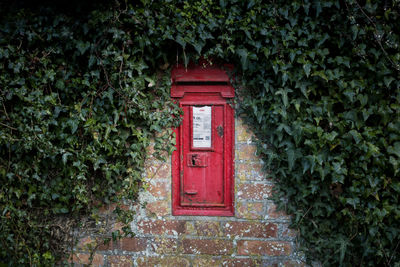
[192,155,197,166]
[217,125,223,137]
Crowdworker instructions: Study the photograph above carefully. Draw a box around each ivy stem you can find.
[377,238,390,267]
[353,0,400,71]
[298,205,312,226]
[388,239,400,266]
[2,101,10,120]
[0,122,17,130]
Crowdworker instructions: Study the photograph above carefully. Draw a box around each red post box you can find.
[171,64,234,216]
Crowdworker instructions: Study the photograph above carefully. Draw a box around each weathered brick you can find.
[237,240,292,256]
[117,237,147,252]
[98,202,130,215]
[145,162,171,179]
[236,120,255,143]
[238,183,272,200]
[108,255,133,267]
[236,202,264,220]
[71,253,104,266]
[97,239,113,251]
[261,260,305,267]
[236,144,258,161]
[76,236,96,251]
[280,223,297,238]
[145,142,170,160]
[181,239,233,255]
[137,256,190,267]
[186,221,221,237]
[146,200,169,216]
[90,254,105,266]
[98,203,116,215]
[151,237,179,254]
[221,258,261,267]
[145,143,156,156]
[147,180,169,198]
[260,261,278,267]
[267,204,290,219]
[223,221,277,238]
[137,220,186,235]
[192,257,221,267]
[184,221,196,235]
[236,162,268,182]
[112,222,125,232]
[281,260,306,267]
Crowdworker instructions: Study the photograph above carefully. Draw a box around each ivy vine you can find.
[0,2,181,265]
[0,0,399,266]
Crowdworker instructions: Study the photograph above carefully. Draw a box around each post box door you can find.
[171,64,235,216]
[180,104,225,206]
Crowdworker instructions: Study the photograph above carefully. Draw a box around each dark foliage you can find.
[0,0,399,266]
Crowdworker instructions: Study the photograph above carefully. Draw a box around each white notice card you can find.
[193,106,212,148]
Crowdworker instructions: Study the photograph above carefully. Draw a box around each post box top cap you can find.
[171,64,234,83]
[171,64,235,98]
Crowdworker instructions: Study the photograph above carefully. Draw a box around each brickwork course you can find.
[72,118,305,267]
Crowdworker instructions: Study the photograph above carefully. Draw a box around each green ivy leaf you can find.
[303,63,311,77]
[236,48,248,70]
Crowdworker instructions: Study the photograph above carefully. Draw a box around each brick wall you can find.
[72,118,304,267]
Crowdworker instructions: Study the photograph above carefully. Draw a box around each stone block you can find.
[146,180,169,198]
[223,221,277,238]
[76,236,96,251]
[237,240,292,256]
[267,204,291,220]
[145,162,171,180]
[236,162,268,182]
[118,237,148,252]
[190,221,222,237]
[221,258,261,267]
[237,183,272,200]
[146,200,169,216]
[97,239,113,251]
[70,253,104,266]
[137,219,186,235]
[108,255,133,267]
[181,238,233,255]
[136,256,190,267]
[192,257,221,267]
[281,260,306,267]
[151,237,179,254]
[236,120,255,143]
[236,202,264,220]
[236,144,258,161]
[280,223,298,238]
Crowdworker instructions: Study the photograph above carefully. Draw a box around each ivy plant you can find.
[0,0,399,266]
[0,2,181,265]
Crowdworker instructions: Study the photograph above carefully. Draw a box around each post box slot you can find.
[185,190,198,195]
[176,81,229,86]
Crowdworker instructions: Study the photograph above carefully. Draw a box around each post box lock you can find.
[171,64,234,216]
[217,125,224,137]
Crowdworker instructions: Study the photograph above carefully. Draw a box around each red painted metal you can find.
[171,64,234,216]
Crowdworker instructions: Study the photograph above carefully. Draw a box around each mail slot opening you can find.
[176,81,229,86]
